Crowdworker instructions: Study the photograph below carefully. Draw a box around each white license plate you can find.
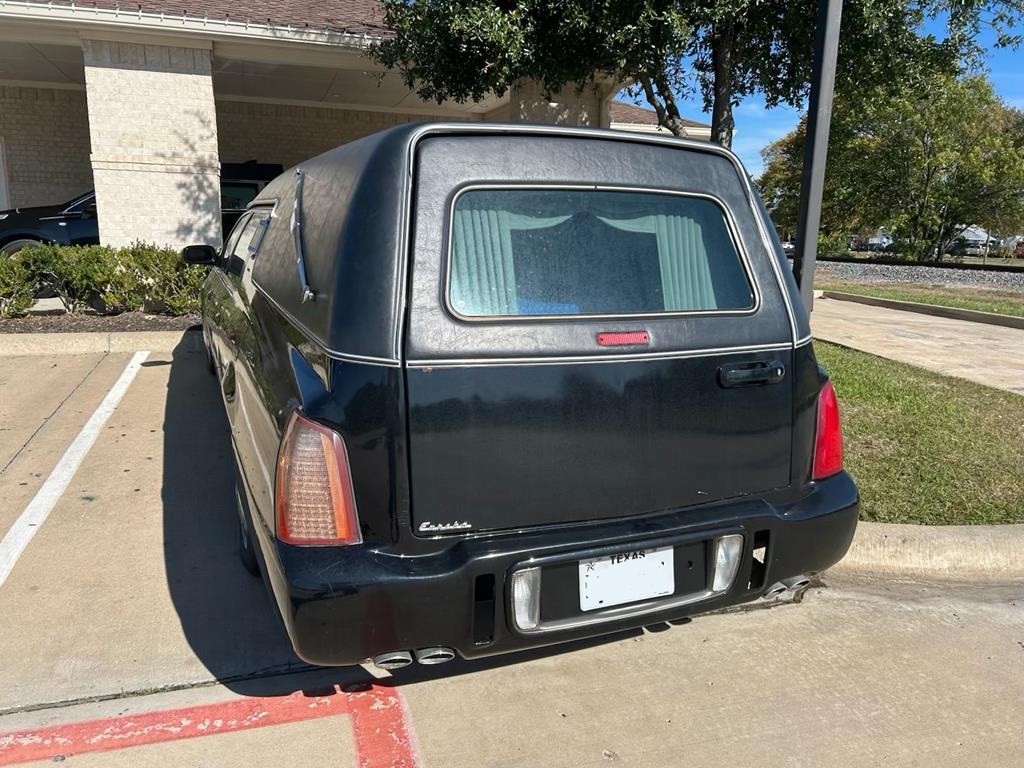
[578,546,675,612]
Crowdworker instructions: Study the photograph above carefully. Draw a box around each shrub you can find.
[19,244,116,314]
[15,242,206,317]
[102,242,205,316]
[817,232,850,256]
[0,256,35,319]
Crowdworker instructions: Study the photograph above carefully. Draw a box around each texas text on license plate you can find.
[578,546,675,612]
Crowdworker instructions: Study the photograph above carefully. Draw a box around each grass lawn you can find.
[816,342,1024,525]
[816,281,1024,318]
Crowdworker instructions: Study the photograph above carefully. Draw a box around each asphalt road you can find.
[0,340,1021,767]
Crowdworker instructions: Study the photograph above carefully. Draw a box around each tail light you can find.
[812,380,844,480]
[275,411,362,546]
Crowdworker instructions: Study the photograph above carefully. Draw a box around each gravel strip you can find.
[0,312,201,334]
[811,260,1024,292]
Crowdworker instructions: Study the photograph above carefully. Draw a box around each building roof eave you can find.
[0,0,383,50]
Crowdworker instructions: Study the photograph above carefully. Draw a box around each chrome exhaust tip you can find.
[413,647,456,665]
[372,651,414,671]
[763,582,787,599]
[782,575,811,592]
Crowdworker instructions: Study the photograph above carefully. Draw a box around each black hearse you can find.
[185,123,858,669]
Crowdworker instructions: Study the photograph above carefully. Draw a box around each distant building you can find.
[957,225,991,245]
[609,102,712,140]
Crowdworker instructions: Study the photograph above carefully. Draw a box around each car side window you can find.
[244,210,271,257]
[221,213,250,259]
[64,194,95,215]
[226,211,271,277]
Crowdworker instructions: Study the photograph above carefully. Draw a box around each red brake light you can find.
[275,412,362,546]
[812,380,844,480]
[597,331,650,347]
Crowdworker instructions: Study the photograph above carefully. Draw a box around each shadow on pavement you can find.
[162,336,318,692]
[161,334,650,698]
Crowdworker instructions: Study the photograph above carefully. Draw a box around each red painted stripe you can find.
[0,685,421,767]
[347,688,422,768]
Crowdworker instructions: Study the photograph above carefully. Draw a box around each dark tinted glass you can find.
[221,182,260,210]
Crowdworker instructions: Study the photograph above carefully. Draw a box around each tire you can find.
[235,486,261,577]
[1,238,42,257]
[205,336,216,375]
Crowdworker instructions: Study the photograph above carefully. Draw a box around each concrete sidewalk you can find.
[811,296,1024,394]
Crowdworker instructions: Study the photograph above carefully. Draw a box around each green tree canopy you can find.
[758,74,1024,259]
[371,0,1023,147]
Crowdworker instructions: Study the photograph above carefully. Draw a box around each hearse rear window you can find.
[448,188,754,318]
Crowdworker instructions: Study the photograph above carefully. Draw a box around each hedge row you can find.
[0,243,207,319]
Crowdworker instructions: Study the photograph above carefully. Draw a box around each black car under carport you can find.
[0,161,282,255]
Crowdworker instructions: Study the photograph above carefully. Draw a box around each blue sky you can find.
[667,18,1024,177]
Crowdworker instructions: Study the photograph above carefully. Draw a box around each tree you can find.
[758,114,872,239]
[372,0,1023,148]
[373,2,698,137]
[679,0,958,146]
[758,74,1024,260]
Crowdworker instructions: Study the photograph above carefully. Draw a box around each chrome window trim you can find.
[441,184,760,323]
[60,192,95,216]
[737,173,802,345]
[406,341,794,369]
[250,279,402,367]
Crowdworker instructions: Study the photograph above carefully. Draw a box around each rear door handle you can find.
[718,360,786,388]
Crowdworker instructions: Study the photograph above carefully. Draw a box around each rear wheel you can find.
[235,486,260,577]
[1,238,42,257]
[205,337,216,374]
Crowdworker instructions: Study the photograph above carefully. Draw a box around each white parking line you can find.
[0,351,150,588]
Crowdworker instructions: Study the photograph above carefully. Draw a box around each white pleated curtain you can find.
[451,208,719,315]
[451,210,571,315]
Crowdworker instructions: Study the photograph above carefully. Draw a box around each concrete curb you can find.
[822,291,1024,330]
[0,329,203,356]
[830,520,1024,582]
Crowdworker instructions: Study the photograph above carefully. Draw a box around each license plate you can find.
[578,546,674,612]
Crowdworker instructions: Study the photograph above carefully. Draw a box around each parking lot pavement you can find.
[1,341,1022,767]
[0,342,307,714]
[811,297,1024,394]
[0,353,137,534]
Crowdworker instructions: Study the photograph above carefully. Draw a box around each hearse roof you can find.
[247,122,803,364]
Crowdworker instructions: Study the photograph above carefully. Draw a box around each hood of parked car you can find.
[0,204,66,225]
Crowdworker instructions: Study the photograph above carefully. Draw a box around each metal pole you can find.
[793,0,844,312]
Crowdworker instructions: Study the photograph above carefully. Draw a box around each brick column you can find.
[82,39,221,248]
[505,77,616,128]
